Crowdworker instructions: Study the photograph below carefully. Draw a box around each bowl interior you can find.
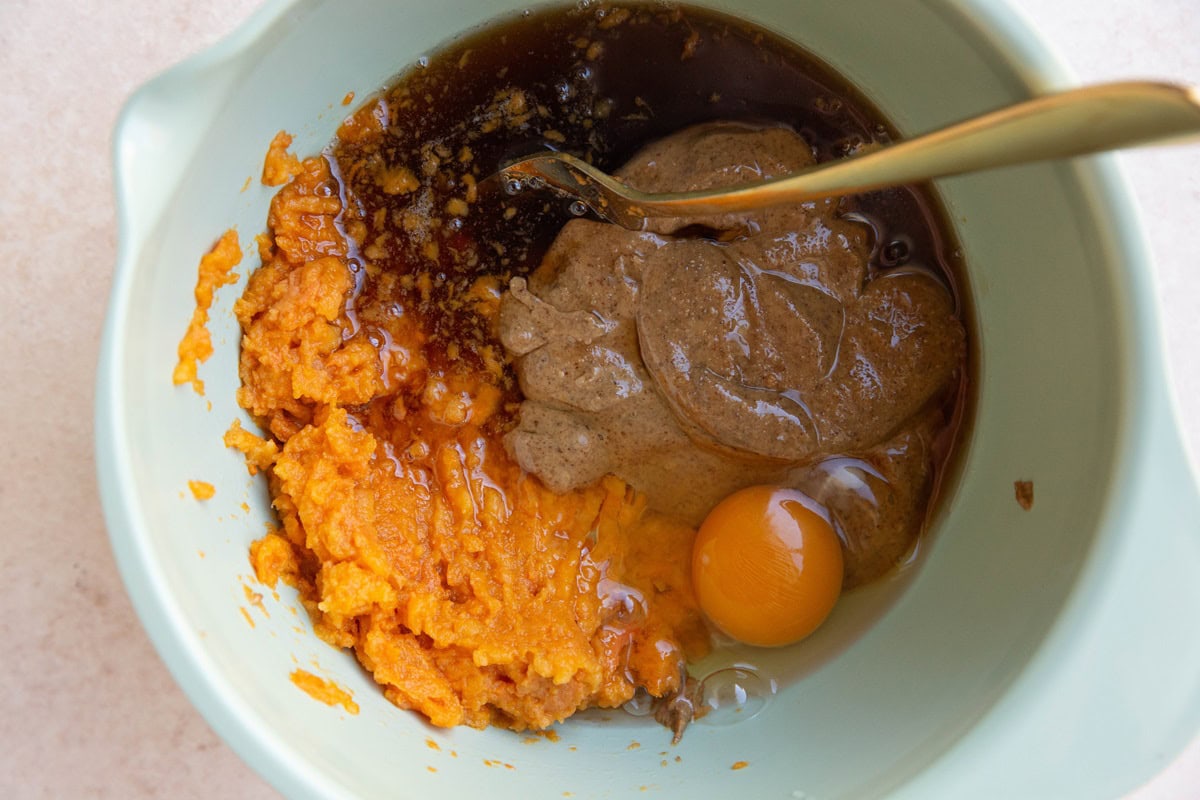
[103,0,1130,797]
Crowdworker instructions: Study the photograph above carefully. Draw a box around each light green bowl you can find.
[97,0,1200,797]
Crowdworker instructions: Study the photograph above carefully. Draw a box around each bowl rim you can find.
[96,1,1200,798]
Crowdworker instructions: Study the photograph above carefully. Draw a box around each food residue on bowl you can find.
[213,2,969,740]
[242,582,268,617]
[289,668,360,715]
[1015,479,1034,510]
[173,229,241,395]
[187,479,215,500]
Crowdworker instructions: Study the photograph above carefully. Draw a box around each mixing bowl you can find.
[97,0,1200,797]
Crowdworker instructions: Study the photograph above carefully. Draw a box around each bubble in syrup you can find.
[697,667,775,726]
[525,176,546,190]
[569,200,589,217]
[881,238,911,267]
[502,177,523,196]
[622,687,655,717]
[416,55,429,69]
[599,579,647,626]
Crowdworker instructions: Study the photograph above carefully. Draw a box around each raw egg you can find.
[692,485,843,647]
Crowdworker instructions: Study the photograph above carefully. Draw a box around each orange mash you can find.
[234,153,708,731]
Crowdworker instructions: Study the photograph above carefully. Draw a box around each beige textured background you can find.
[0,0,1196,797]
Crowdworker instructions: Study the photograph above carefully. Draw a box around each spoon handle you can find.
[658,81,1200,214]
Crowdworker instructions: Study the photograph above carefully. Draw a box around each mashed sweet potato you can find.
[234,151,708,731]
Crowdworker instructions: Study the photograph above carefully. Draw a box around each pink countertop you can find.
[1,0,1196,796]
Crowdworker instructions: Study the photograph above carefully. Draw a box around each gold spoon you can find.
[498,81,1200,231]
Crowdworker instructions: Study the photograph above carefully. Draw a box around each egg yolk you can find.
[692,486,844,647]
